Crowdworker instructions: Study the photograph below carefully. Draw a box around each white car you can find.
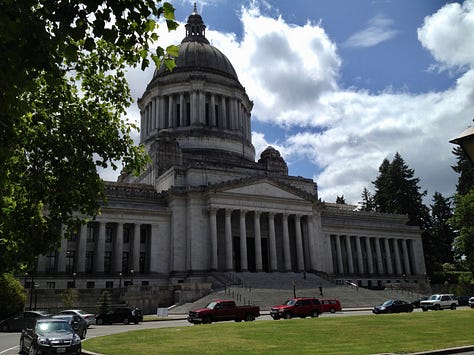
[58,309,96,328]
[469,296,474,309]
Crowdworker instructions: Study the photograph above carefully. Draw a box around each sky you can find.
[101,0,474,206]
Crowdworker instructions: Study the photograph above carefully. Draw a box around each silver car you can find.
[58,309,96,328]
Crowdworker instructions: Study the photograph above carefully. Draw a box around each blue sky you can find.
[103,0,474,206]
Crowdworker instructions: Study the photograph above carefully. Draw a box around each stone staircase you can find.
[169,272,424,314]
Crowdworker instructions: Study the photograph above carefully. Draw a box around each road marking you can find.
[0,345,18,354]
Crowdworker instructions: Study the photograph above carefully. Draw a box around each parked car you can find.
[187,300,260,324]
[58,309,96,328]
[420,294,458,311]
[270,297,322,320]
[372,300,414,314]
[95,307,143,325]
[0,310,50,332]
[455,296,471,306]
[469,296,474,308]
[318,299,342,313]
[411,296,429,308]
[52,314,87,339]
[20,318,81,354]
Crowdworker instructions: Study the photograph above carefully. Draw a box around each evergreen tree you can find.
[372,153,430,228]
[450,144,474,274]
[427,193,455,268]
[359,187,375,211]
[452,146,474,196]
[372,153,434,274]
[336,195,346,204]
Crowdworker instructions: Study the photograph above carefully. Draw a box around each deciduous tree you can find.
[0,1,178,274]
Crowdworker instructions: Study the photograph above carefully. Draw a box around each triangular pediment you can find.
[222,181,305,200]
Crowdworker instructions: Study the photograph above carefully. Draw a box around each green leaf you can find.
[163,3,175,20]
[163,58,176,71]
[166,45,179,58]
[166,19,179,32]
[145,19,156,32]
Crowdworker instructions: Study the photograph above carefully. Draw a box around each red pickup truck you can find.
[270,297,323,319]
[187,300,260,324]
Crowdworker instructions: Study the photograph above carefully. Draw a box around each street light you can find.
[72,272,76,288]
[450,124,474,164]
[130,269,134,285]
[119,272,122,289]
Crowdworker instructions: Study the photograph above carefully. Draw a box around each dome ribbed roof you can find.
[153,7,238,80]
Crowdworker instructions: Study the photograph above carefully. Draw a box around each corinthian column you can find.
[225,209,233,271]
[295,215,304,272]
[239,210,248,271]
[254,211,262,272]
[282,213,291,271]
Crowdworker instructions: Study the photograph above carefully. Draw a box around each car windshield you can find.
[382,300,393,306]
[428,295,440,300]
[74,310,87,315]
[284,300,296,306]
[36,322,73,335]
[205,302,217,310]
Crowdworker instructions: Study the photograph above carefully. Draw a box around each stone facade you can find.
[31,9,428,296]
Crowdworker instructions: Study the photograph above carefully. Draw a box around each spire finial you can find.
[193,2,197,14]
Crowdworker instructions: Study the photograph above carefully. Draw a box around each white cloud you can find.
[102,0,474,207]
[223,2,474,204]
[343,14,399,48]
[417,0,474,70]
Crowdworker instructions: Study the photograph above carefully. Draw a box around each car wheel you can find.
[330,308,336,314]
[422,308,428,312]
[450,304,456,310]
[434,305,441,311]
[1,324,9,332]
[311,310,319,318]
[96,319,103,325]
[244,314,255,322]
[202,317,211,324]
[284,312,292,319]
[123,318,130,325]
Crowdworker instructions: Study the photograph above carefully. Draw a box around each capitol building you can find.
[32,9,428,300]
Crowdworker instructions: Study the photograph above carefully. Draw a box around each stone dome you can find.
[153,7,238,80]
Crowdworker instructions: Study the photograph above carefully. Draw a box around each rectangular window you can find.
[105,224,114,243]
[122,252,129,273]
[140,228,147,244]
[66,251,75,273]
[46,251,56,273]
[104,251,112,273]
[139,252,146,273]
[176,103,180,127]
[87,223,98,243]
[105,281,114,289]
[123,226,131,243]
[46,282,55,289]
[85,251,94,273]
[86,281,95,289]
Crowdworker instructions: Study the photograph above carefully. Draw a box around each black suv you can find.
[95,307,143,325]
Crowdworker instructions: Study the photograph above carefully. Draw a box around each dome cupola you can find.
[137,6,255,173]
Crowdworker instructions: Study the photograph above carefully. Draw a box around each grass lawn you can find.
[83,309,474,354]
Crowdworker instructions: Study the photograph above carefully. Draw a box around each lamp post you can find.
[450,124,474,164]
[24,272,28,288]
[130,269,134,285]
[72,272,76,288]
[119,272,122,289]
